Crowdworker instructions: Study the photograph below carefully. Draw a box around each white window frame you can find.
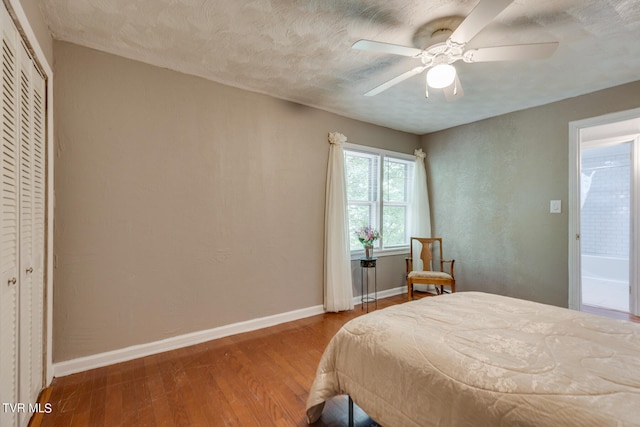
[344,143,414,259]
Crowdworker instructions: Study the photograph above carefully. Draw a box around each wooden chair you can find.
[406,237,455,300]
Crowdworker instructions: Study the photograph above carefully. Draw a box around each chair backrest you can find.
[410,237,444,272]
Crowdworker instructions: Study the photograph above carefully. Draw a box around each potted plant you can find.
[355,226,381,259]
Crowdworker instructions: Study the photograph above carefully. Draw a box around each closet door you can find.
[18,39,35,426]
[0,5,46,426]
[0,6,19,427]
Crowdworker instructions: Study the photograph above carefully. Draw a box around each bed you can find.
[306,292,640,426]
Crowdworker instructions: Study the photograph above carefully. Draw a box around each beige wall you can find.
[422,81,640,307]
[53,41,418,362]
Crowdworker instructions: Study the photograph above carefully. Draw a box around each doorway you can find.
[580,141,630,312]
[568,108,640,317]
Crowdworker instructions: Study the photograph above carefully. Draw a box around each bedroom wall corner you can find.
[421,80,640,308]
[52,40,419,364]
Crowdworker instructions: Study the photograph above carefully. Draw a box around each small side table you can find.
[360,257,377,312]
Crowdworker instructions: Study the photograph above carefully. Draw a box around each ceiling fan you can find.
[352,0,559,100]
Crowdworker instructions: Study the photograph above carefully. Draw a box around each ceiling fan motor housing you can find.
[417,35,465,68]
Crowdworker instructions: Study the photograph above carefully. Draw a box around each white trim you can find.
[632,136,640,316]
[54,285,409,378]
[354,285,406,305]
[581,134,639,150]
[45,68,53,385]
[350,248,409,260]
[53,304,326,377]
[343,143,416,252]
[568,121,581,310]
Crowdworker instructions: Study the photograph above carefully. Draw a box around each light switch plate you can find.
[550,200,562,213]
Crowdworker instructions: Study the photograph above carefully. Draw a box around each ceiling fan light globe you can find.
[427,64,456,89]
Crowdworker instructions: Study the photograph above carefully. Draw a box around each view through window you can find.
[344,145,414,252]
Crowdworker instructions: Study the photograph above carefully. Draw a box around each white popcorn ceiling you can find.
[41,0,640,134]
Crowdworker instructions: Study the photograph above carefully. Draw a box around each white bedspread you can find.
[306,292,640,426]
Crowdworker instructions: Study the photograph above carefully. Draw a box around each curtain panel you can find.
[410,148,432,277]
[324,132,354,312]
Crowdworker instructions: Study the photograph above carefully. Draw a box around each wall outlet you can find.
[550,200,562,214]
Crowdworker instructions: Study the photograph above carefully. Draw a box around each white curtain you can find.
[410,148,432,280]
[324,132,354,312]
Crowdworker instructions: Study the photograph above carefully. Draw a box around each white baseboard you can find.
[354,285,406,305]
[53,303,325,377]
[53,285,407,378]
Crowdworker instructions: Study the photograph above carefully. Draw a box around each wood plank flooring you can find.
[581,304,640,322]
[40,293,417,427]
[39,292,639,427]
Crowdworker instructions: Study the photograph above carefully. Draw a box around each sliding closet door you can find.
[0,6,20,427]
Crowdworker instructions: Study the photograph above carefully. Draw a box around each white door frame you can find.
[568,107,640,315]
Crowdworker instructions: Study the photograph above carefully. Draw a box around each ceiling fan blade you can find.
[465,42,559,62]
[443,74,464,101]
[352,39,423,57]
[365,66,427,96]
[450,0,513,45]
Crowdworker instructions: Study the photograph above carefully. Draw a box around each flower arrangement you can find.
[355,226,381,247]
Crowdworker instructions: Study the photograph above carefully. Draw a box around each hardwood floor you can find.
[581,304,640,322]
[39,292,640,427]
[40,293,416,427]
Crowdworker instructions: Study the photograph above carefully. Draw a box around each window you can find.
[344,144,414,254]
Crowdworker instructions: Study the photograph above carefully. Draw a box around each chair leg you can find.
[407,281,413,301]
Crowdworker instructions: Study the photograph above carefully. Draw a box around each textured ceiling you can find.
[40,0,640,135]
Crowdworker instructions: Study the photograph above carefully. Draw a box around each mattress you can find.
[306,292,640,426]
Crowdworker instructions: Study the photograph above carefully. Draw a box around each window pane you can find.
[383,205,407,246]
[348,204,374,249]
[344,146,413,252]
[345,152,377,201]
[383,158,409,202]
